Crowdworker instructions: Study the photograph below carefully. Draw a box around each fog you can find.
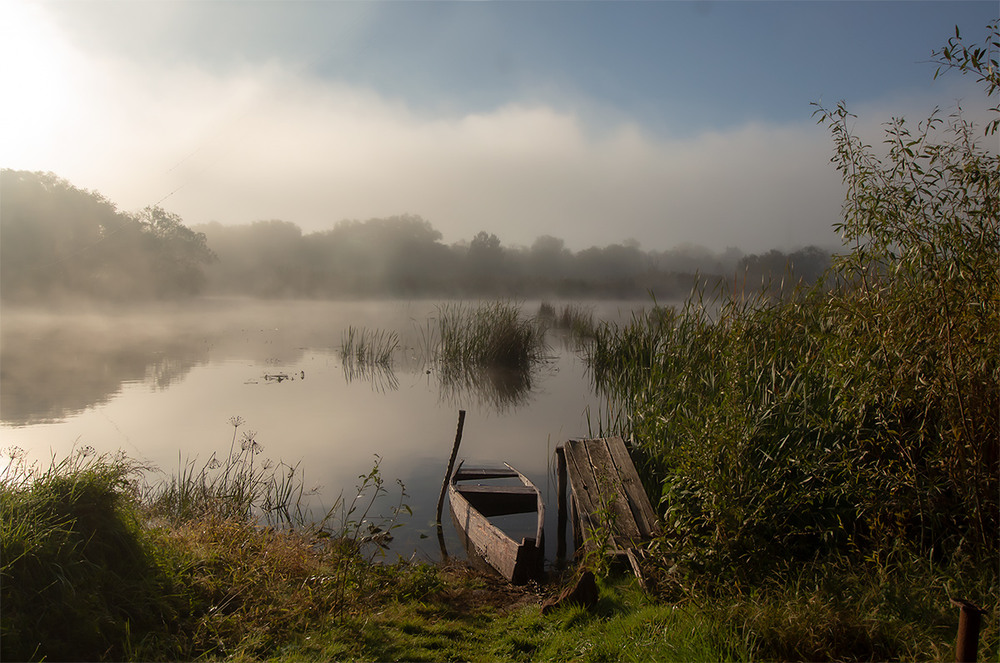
[1,169,834,306]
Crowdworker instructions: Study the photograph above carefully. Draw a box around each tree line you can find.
[1,168,831,302]
[1,170,216,302]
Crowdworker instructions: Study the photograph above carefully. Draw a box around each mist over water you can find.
[0,297,653,561]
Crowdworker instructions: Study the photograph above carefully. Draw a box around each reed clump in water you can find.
[340,325,399,367]
[436,301,546,373]
[537,302,597,344]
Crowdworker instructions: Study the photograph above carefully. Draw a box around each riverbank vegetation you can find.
[586,21,998,661]
[0,446,743,662]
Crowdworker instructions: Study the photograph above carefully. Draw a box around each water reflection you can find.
[1,299,648,427]
[0,312,210,426]
[342,361,400,393]
[437,363,537,413]
[0,298,657,561]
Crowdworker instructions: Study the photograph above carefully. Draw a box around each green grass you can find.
[0,437,412,662]
[0,447,171,661]
[3,445,992,661]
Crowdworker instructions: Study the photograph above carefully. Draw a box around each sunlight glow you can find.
[0,3,81,167]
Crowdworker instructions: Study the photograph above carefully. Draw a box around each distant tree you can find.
[467,231,504,287]
[134,206,216,296]
[527,235,572,285]
[0,170,214,302]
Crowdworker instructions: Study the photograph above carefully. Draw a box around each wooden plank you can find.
[453,467,519,481]
[604,436,662,539]
[556,446,567,560]
[562,439,611,550]
[581,437,644,549]
[456,485,537,497]
[449,484,523,582]
[561,437,662,556]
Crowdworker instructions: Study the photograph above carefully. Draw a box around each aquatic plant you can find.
[436,300,546,372]
[340,325,399,367]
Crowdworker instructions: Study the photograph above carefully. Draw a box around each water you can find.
[0,297,648,565]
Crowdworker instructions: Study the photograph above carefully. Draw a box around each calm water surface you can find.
[0,298,650,565]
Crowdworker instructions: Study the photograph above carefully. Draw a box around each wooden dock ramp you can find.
[556,437,662,579]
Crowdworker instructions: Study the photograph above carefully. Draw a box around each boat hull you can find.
[448,462,544,584]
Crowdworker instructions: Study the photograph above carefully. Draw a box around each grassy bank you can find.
[2,446,989,661]
[1,447,745,662]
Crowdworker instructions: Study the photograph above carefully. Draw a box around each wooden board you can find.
[453,467,520,481]
[605,436,662,539]
[449,483,526,582]
[561,437,661,553]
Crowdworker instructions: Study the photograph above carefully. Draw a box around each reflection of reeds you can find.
[437,364,535,413]
[340,326,398,367]
[342,360,400,393]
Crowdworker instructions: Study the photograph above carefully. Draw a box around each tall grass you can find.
[1,425,412,661]
[432,301,547,410]
[537,301,597,343]
[436,300,546,372]
[1,447,169,661]
[587,280,998,658]
[340,325,398,367]
[147,416,310,527]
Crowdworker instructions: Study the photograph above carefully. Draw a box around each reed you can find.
[436,300,545,372]
[340,325,399,367]
[538,302,598,344]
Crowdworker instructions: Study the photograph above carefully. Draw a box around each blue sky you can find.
[2,1,996,252]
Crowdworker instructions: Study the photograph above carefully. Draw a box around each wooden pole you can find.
[556,445,567,561]
[436,410,466,526]
[951,598,986,662]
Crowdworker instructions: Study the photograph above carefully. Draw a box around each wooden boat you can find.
[448,460,544,584]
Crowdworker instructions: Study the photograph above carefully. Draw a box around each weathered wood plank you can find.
[563,439,611,550]
[449,484,522,581]
[581,437,644,548]
[604,436,662,539]
[560,437,662,555]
